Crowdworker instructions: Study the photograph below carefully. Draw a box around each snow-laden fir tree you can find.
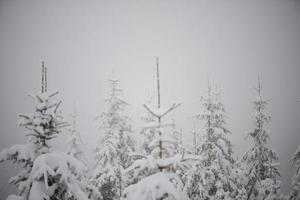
[184,82,246,200]
[0,63,65,199]
[18,64,67,157]
[92,78,135,200]
[123,58,189,200]
[242,78,281,200]
[288,144,300,200]
[65,105,101,200]
[0,63,93,200]
[66,104,88,167]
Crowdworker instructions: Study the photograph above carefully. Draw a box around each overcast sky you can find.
[0,0,300,198]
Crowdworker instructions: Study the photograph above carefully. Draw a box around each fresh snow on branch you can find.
[122,172,189,200]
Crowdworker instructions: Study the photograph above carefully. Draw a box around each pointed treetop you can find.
[143,57,181,120]
[71,102,77,133]
[156,57,161,109]
[206,77,212,97]
[142,58,181,166]
[42,61,44,93]
[45,64,47,93]
[255,75,263,96]
[108,69,123,98]
[41,61,48,93]
[109,79,122,97]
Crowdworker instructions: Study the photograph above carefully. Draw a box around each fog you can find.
[0,0,300,198]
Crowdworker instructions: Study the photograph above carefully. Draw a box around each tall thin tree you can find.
[123,58,189,200]
[242,77,281,200]
[92,76,135,200]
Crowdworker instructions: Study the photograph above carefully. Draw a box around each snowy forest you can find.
[0,59,299,200]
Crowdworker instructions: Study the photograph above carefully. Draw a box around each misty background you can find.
[0,0,300,199]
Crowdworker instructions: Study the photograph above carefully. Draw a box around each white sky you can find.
[0,0,300,198]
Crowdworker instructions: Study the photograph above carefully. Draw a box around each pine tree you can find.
[92,78,135,200]
[19,63,67,156]
[288,144,300,200]
[0,63,65,199]
[0,63,94,200]
[184,82,244,200]
[122,58,188,200]
[65,106,102,200]
[0,63,92,200]
[66,105,88,167]
[242,78,281,200]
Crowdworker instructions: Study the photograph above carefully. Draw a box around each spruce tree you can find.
[92,78,135,200]
[288,144,300,200]
[66,105,88,167]
[122,58,188,200]
[184,82,244,200]
[242,78,281,200]
[0,63,95,200]
[0,63,92,200]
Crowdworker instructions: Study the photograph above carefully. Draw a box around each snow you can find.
[125,155,158,175]
[31,152,87,181]
[29,181,57,200]
[6,195,25,200]
[122,172,189,200]
[0,143,35,164]
[157,155,182,168]
[29,153,89,200]
[0,71,295,200]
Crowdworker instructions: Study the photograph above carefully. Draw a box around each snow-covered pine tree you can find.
[288,144,300,200]
[0,63,64,199]
[184,82,244,200]
[92,78,135,200]
[0,63,92,200]
[19,63,67,156]
[123,58,189,200]
[66,104,88,167]
[65,105,102,200]
[242,78,281,200]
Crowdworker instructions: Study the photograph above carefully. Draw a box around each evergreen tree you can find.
[242,78,281,200]
[0,63,92,200]
[66,105,88,167]
[123,58,188,200]
[92,78,135,200]
[288,144,300,200]
[185,83,245,200]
